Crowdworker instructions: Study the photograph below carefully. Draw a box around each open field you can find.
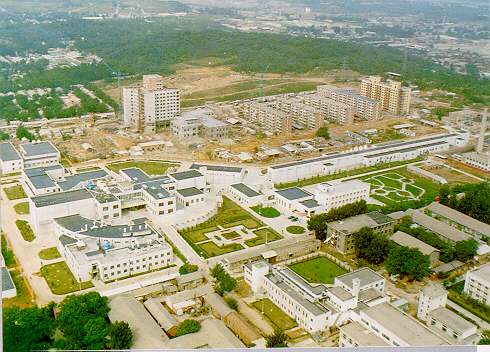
[106,160,179,175]
[289,256,348,284]
[41,261,94,295]
[197,241,244,258]
[4,185,27,200]
[286,226,306,234]
[252,299,298,331]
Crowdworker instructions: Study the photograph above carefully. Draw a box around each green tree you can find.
[385,246,430,280]
[179,262,199,275]
[15,124,33,141]
[352,227,391,264]
[315,126,330,140]
[3,306,56,352]
[0,130,9,140]
[307,213,328,241]
[175,319,201,337]
[108,321,133,350]
[265,330,288,348]
[211,263,225,279]
[82,316,109,350]
[478,331,490,345]
[216,274,237,295]
[439,186,450,205]
[225,298,238,310]
[454,238,478,262]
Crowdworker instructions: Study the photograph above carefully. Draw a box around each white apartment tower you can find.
[361,76,411,114]
[123,74,180,133]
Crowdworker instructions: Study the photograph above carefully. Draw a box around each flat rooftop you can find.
[19,141,58,157]
[58,169,109,191]
[362,302,450,346]
[231,183,260,198]
[120,167,151,183]
[169,170,203,181]
[335,267,384,290]
[191,163,243,173]
[468,262,490,283]
[340,321,389,347]
[329,211,393,234]
[275,187,312,201]
[429,306,475,334]
[0,142,21,162]
[31,188,94,208]
[176,187,203,198]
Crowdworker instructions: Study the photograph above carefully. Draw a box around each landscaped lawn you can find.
[289,256,348,284]
[39,247,61,260]
[286,226,305,234]
[106,160,179,175]
[250,206,281,218]
[197,241,244,258]
[252,299,298,331]
[375,175,403,189]
[15,220,35,242]
[2,269,36,309]
[245,228,283,247]
[222,231,241,240]
[41,261,94,295]
[4,185,27,200]
[405,184,423,197]
[13,202,30,215]
[1,235,16,268]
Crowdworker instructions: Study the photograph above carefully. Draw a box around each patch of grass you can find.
[252,299,298,331]
[223,217,262,229]
[4,185,27,200]
[15,220,35,242]
[405,184,423,197]
[222,231,241,240]
[38,247,61,260]
[106,160,179,175]
[286,226,305,234]
[2,269,36,309]
[250,206,281,218]
[13,201,30,214]
[41,261,94,295]
[197,241,244,258]
[76,166,101,172]
[375,175,403,189]
[1,235,16,268]
[60,159,71,167]
[245,228,283,247]
[289,256,348,284]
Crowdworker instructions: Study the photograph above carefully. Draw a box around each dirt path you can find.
[236,297,275,335]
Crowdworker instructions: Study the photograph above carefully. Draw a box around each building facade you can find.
[464,263,490,306]
[0,142,23,174]
[360,76,411,114]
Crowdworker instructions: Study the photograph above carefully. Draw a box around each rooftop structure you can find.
[19,141,60,169]
[335,267,385,293]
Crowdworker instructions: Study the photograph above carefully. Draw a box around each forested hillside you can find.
[0,18,488,103]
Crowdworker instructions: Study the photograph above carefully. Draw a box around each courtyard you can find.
[288,256,348,285]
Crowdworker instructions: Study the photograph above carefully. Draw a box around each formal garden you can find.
[288,256,348,284]
[179,197,283,258]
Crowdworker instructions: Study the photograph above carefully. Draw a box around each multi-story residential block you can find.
[317,85,381,120]
[360,76,411,114]
[0,142,23,174]
[301,93,354,125]
[243,101,292,134]
[123,74,180,132]
[464,263,490,306]
[327,211,395,254]
[19,141,60,169]
[274,97,324,130]
[417,284,448,321]
[426,202,490,240]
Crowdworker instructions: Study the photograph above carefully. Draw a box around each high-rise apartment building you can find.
[360,76,411,114]
[301,93,354,125]
[317,85,381,120]
[123,75,180,133]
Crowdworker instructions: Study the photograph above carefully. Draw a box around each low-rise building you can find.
[427,307,479,344]
[327,211,395,254]
[464,262,490,306]
[417,284,448,321]
[229,183,262,207]
[463,152,490,172]
[426,202,490,240]
[390,231,440,267]
[190,163,245,184]
[2,255,16,299]
[273,186,323,216]
[313,180,370,212]
[19,141,60,169]
[171,109,228,139]
[0,142,23,174]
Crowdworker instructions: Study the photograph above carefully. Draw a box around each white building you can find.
[0,142,23,174]
[417,284,448,321]
[427,307,479,344]
[313,180,370,212]
[176,187,205,207]
[170,109,228,139]
[273,186,323,217]
[463,152,490,172]
[190,163,245,184]
[19,141,60,169]
[123,74,180,132]
[229,183,262,207]
[464,262,490,306]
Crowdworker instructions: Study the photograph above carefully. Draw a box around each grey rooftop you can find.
[169,170,203,181]
[176,187,203,198]
[191,163,243,173]
[0,142,21,162]
[275,186,312,201]
[335,267,384,290]
[231,183,260,198]
[19,141,58,157]
[31,188,94,207]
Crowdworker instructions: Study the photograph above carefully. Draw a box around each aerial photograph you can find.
[1,0,489,350]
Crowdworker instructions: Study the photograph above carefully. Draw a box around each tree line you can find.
[439,182,490,225]
[3,292,132,352]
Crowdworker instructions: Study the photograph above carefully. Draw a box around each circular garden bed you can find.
[286,226,306,234]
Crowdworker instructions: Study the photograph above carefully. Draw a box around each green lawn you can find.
[405,184,423,197]
[41,261,94,295]
[4,185,27,200]
[222,231,241,240]
[289,257,348,284]
[245,228,283,247]
[15,220,35,242]
[2,269,36,309]
[286,226,305,234]
[197,241,244,258]
[250,206,281,218]
[39,247,61,260]
[375,175,403,189]
[13,201,30,214]
[252,299,298,331]
[106,160,179,175]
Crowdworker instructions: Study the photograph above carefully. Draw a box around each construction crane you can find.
[101,60,126,115]
[259,63,271,100]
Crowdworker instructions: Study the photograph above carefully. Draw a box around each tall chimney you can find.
[476,108,488,154]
